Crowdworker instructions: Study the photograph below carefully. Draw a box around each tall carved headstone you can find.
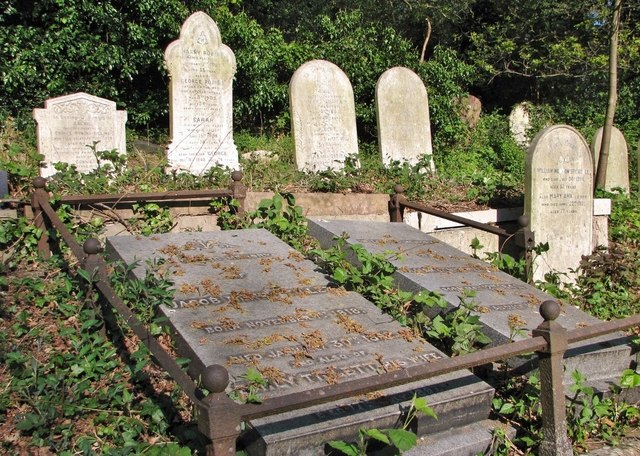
[289,60,358,171]
[376,67,433,169]
[165,11,238,174]
[33,93,127,178]
[526,125,593,281]
[591,126,630,195]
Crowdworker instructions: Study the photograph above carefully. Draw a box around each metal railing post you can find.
[81,238,107,338]
[229,170,247,214]
[198,365,242,456]
[533,300,573,456]
[389,184,406,222]
[514,215,535,283]
[31,177,50,258]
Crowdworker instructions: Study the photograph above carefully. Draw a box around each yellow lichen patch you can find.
[179,283,199,294]
[191,321,209,329]
[302,330,326,351]
[222,265,243,279]
[259,366,286,385]
[336,314,366,334]
[314,366,339,385]
[200,279,221,296]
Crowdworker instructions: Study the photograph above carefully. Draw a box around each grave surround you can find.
[165,11,239,174]
[307,219,632,385]
[106,229,495,455]
[33,92,127,178]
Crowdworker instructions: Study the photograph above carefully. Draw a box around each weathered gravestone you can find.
[591,126,630,195]
[509,103,531,147]
[107,229,496,455]
[33,93,127,178]
[376,67,434,170]
[165,11,239,174]
[526,125,593,282]
[290,60,358,172]
[307,219,631,386]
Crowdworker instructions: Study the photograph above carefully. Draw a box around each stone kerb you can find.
[165,11,239,174]
[289,60,358,172]
[375,67,434,170]
[33,92,127,178]
[525,125,593,282]
[591,126,630,195]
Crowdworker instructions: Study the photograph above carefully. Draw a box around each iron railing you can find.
[28,177,639,456]
[388,184,536,280]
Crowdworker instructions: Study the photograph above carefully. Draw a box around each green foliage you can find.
[424,290,491,356]
[328,394,435,455]
[131,202,174,236]
[0,217,42,266]
[228,368,268,404]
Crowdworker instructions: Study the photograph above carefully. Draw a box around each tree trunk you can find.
[595,0,622,192]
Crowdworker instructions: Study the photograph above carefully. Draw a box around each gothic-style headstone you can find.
[289,60,358,171]
[526,125,593,282]
[107,229,495,455]
[33,92,127,178]
[165,11,239,174]
[591,126,630,195]
[376,67,433,169]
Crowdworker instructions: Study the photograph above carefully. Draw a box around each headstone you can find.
[459,95,482,129]
[526,125,593,282]
[289,60,358,172]
[0,170,8,198]
[33,92,127,178]
[509,103,531,147]
[376,67,433,170]
[591,126,630,195]
[307,219,631,385]
[107,229,495,455]
[165,11,239,174]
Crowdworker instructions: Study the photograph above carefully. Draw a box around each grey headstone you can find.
[591,126,630,195]
[106,229,494,455]
[307,219,631,385]
[33,92,127,178]
[526,125,593,282]
[0,170,8,198]
[376,67,433,169]
[289,60,358,172]
[165,11,239,174]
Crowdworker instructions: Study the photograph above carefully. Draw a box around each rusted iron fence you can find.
[388,184,536,280]
[28,177,640,456]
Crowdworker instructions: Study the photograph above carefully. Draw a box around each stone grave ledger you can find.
[591,126,630,195]
[307,219,632,386]
[526,125,593,282]
[33,92,127,178]
[376,67,434,170]
[106,230,496,455]
[289,60,359,172]
[165,11,239,174]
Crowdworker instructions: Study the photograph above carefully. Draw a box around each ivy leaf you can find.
[363,428,390,444]
[387,428,417,451]
[327,440,360,456]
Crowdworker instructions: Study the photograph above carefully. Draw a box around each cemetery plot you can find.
[106,230,495,455]
[308,219,632,384]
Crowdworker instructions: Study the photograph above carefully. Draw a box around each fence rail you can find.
[28,176,639,456]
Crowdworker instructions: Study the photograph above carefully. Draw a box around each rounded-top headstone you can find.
[375,67,433,169]
[289,60,358,172]
[591,126,630,195]
[525,125,593,282]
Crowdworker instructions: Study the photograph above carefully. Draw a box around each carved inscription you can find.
[440,283,528,293]
[535,166,591,215]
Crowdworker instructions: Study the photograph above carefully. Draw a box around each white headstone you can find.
[526,125,593,281]
[289,60,358,171]
[376,67,433,169]
[165,11,238,174]
[509,103,531,147]
[33,92,127,178]
[591,126,630,195]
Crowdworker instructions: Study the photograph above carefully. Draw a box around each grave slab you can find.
[106,229,495,455]
[307,219,632,385]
